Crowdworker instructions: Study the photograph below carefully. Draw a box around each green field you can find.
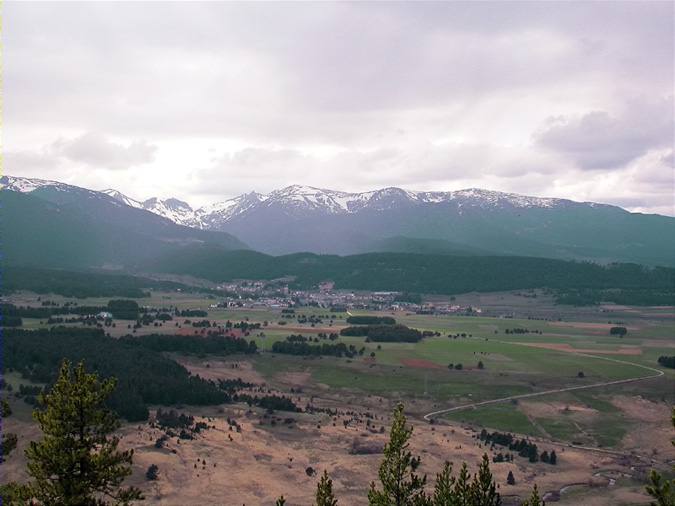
[5,289,674,449]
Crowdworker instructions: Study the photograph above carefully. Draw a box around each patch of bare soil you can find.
[550,322,640,331]
[516,342,643,355]
[178,358,266,384]
[611,396,675,459]
[277,371,312,387]
[612,395,670,423]
[400,358,445,369]
[1,398,662,506]
[520,400,599,420]
[267,325,344,334]
[643,339,675,348]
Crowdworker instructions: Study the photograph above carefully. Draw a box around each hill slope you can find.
[5,175,674,265]
[0,189,247,269]
[144,246,675,296]
[106,182,675,265]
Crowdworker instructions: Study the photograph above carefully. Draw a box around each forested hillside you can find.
[145,246,675,298]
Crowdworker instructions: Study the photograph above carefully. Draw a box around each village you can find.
[209,278,482,316]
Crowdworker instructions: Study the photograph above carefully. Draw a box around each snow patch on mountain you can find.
[1,175,72,193]
[101,189,143,209]
[2,175,607,230]
[142,197,198,228]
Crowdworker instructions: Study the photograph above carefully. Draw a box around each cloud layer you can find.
[4,2,674,214]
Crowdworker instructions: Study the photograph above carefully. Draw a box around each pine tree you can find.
[521,484,545,506]
[24,360,143,505]
[1,398,12,417]
[276,497,287,506]
[145,464,159,481]
[452,463,471,506]
[0,482,26,505]
[470,454,501,506]
[368,403,429,505]
[645,407,675,506]
[316,470,339,506]
[432,461,456,505]
[646,471,675,506]
[506,471,515,486]
[549,451,557,465]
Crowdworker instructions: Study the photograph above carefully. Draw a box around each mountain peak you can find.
[1,174,69,193]
[102,188,143,209]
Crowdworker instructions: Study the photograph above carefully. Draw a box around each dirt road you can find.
[423,341,665,422]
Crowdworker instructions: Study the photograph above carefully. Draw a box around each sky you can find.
[4,1,674,214]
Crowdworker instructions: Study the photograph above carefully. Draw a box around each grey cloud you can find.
[53,133,157,170]
[5,2,673,143]
[535,96,673,170]
[4,2,674,215]
[5,149,60,172]
[188,141,565,201]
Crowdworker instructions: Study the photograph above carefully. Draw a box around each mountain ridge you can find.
[3,174,628,227]
[3,174,674,265]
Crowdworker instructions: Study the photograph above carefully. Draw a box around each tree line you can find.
[3,327,256,421]
[657,356,675,369]
[119,333,257,356]
[271,338,361,358]
[146,248,675,297]
[340,324,424,343]
[346,316,396,325]
[1,266,200,299]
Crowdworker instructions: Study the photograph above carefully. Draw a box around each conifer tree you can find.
[24,360,143,505]
[521,484,545,506]
[506,471,515,486]
[549,451,557,465]
[315,470,338,506]
[645,407,675,506]
[470,454,501,506]
[431,462,456,506]
[368,403,429,505]
[451,463,471,506]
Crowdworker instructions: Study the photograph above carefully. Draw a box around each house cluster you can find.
[209,278,481,315]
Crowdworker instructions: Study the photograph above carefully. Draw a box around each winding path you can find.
[423,341,665,422]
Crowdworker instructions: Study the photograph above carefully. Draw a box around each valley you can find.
[2,286,673,505]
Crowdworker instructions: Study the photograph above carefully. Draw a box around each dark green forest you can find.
[1,266,197,298]
[3,327,257,421]
[145,246,675,299]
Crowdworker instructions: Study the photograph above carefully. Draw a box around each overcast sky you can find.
[5,1,674,214]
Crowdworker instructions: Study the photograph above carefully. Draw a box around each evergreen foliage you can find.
[368,403,428,505]
[470,454,501,506]
[645,408,675,506]
[4,327,229,421]
[315,470,339,506]
[24,360,143,505]
[521,485,545,506]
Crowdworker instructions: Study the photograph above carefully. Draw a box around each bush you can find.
[146,464,159,481]
[107,300,140,320]
[346,316,396,325]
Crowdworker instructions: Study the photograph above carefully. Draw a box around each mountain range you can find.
[0,175,245,270]
[2,175,675,266]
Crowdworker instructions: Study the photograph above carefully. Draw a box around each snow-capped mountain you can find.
[140,197,200,228]
[101,188,199,228]
[1,175,76,193]
[101,188,144,209]
[3,174,672,264]
[1,176,583,229]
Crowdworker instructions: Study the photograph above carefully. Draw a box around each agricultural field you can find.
[2,289,674,505]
